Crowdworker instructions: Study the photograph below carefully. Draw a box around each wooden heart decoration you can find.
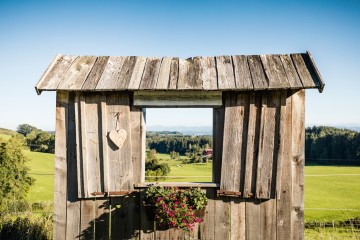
[108,129,127,149]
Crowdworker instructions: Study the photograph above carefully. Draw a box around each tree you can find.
[0,135,34,211]
[16,124,38,137]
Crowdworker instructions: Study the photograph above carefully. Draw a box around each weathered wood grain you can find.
[230,198,246,240]
[57,56,97,90]
[280,55,303,89]
[213,106,224,183]
[156,57,172,89]
[114,56,138,89]
[291,90,305,240]
[139,190,155,239]
[214,196,230,240]
[139,57,162,89]
[260,199,276,240]
[82,56,110,90]
[245,199,261,240]
[168,57,179,89]
[232,55,253,90]
[94,199,110,240]
[177,57,203,90]
[75,93,85,198]
[276,90,293,240]
[130,106,142,184]
[256,91,279,199]
[291,54,316,88]
[243,93,261,198]
[248,55,268,90]
[140,109,146,183]
[95,56,127,90]
[79,199,95,239]
[53,91,69,240]
[261,55,290,89]
[201,57,217,90]
[101,94,109,194]
[216,56,236,89]
[36,55,77,93]
[199,188,215,240]
[220,93,247,193]
[306,51,325,92]
[128,57,147,90]
[134,91,222,108]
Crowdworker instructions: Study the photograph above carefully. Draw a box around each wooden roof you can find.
[35,51,324,94]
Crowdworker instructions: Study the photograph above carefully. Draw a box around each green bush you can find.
[0,214,52,240]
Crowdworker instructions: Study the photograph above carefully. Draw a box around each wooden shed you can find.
[35,52,324,240]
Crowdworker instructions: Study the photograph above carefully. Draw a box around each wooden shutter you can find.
[75,92,134,198]
[219,91,287,199]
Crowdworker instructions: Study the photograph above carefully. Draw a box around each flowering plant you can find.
[144,186,208,231]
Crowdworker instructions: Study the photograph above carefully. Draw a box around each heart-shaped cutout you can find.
[108,129,127,149]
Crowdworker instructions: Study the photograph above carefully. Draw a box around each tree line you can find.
[16,124,55,153]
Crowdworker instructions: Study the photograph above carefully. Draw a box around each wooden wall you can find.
[53,90,305,240]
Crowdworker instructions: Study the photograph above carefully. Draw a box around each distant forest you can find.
[147,127,360,165]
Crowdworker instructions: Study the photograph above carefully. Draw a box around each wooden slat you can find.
[156,57,172,89]
[201,56,217,90]
[232,55,253,90]
[261,199,276,240]
[66,92,81,239]
[261,55,290,89]
[53,91,69,239]
[213,106,224,183]
[80,199,95,239]
[115,56,138,89]
[57,56,97,90]
[230,198,246,240]
[101,94,109,194]
[36,55,77,93]
[141,109,146,183]
[276,90,293,240]
[243,93,261,198]
[168,57,179,89]
[134,91,222,108]
[280,55,303,89]
[306,51,325,92]
[177,57,203,90]
[82,56,110,90]
[139,190,155,239]
[216,56,236,89]
[95,56,127,90]
[105,93,134,191]
[130,106,142,184]
[248,55,268,90]
[128,57,147,90]
[94,199,110,240]
[220,93,248,193]
[291,90,305,240]
[245,199,261,240]
[199,188,215,239]
[75,93,85,198]
[256,91,279,199]
[291,54,316,88]
[139,57,162,89]
[214,196,230,240]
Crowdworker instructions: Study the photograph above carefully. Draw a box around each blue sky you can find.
[0,0,359,130]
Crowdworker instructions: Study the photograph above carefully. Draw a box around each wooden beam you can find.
[133,91,222,107]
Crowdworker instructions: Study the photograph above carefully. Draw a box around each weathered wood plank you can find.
[130,106,142,184]
[95,56,127,90]
[139,190,155,239]
[141,109,146,183]
[177,57,203,90]
[156,57,172,89]
[79,199,95,239]
[260,199,276,240]
[36,55,77,93]
[134,91,222,108]
[245,199,261,240]
[139,57,162,89]
[201,57,217,90]
[291,54,316,88]
[214,196,230,240]
[230,198,246,240]
[261,55,290,89]
[53,91,69,240]
[213,106,224,183]
[115,56,138,89]
[279,55,303,89]
[276,91,293,240]
[216,56,236,89]
[291,90,305,240]
[220,93,247,193]
[57,56,97,90]
[243,92,261,198]
[82,56,110,90]
[105,93,134,191]
[306,51,325,92]
[128,57,147,90]
[101,94,109,194]
[66,92,81,240]
[256,91,279,199]
[248,55,268,90]
[94,199,110,240]
[79,94,89,198]
[232,55,253,90]
[168,57,179,89]
[199,188,215,240]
